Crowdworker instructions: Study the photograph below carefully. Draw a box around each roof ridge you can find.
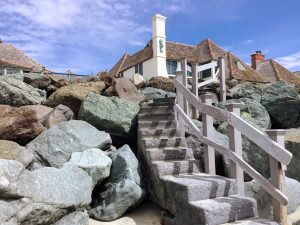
[115,52,129,76]
[166,41,195,47]
[206,39,214,59]
[269,59,281,81]
[8,43,44,69]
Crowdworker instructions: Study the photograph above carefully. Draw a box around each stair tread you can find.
[220,218,279,225]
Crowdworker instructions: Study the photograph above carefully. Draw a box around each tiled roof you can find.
[294,71,300,78]
[166,41,198,62]
[107,38,268,83]
[0,42,44,72]
[256,59,300,86]
[226,52,268,83]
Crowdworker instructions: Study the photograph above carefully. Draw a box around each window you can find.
[166,60,177,75]
[119,72,124,77]
[135,63,143,75]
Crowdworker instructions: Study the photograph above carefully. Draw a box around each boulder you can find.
[47,75,68,88]
[245,177,300,219]
[142,87,176,101]
[0,160,93,225]
[285,128,300,181]
[0,105,46,145]
[0,140,33,167]
[89,145,145,221]
[46,84,58,97]
[45,81,106,115]
[26,120,112,169]
[27,104,74,129]
[229,82,262,102]
[0,77,46,106]
[147,76,175,92]
[104,78,144,103]
[218,98,271,130]
[69,148,112,186]
[52,211,89,225]
[132,74,145,89]
[261,82,300,128]
[23,73,51,89]
[79,93,140,137]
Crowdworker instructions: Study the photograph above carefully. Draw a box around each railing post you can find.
[180,58,189,116]
[201,94,216,175]
[227,103,244,195]
[218,57,226,102]
[192,63,199,119]
[175,71,185,136]
[266,130,288,225]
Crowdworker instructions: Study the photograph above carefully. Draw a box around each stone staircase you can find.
[137,97,277,225]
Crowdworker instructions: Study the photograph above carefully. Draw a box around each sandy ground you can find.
[89,201,300,225]
[89,202,162,225]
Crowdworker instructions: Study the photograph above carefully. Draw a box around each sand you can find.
[89,202,162,225]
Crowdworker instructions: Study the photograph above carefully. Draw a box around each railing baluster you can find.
[218,57,226,102]
[175,71,185,136]
[180,58,189,116]
[192,63,198,119]
[266,130,288,225]
[201,94,216,174]
[227,103,245,195]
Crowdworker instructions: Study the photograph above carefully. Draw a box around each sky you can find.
[0,0,300,74]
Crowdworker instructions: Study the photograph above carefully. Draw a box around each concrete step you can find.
[153,97,176,103]
[143,137,186,149]
[138,112,175,121]
[148,101,174,107]
[221,218,279,225]
[146,147,194,161]
[152,159,202,176]
[139,128,180,138]
[138,120,176,130]
[187,195,258,225]
[162,173,237,203]
[139,105,174,114]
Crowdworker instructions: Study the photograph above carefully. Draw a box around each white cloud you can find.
[276,52,300,70]
[0,0,187,72]
[242,39,254,44]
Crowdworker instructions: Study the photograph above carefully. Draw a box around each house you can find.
[107,14,268,83]
[0,38,45,75]
[252,51,300,88]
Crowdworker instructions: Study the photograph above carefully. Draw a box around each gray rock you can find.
[284,128,300,182]
[89,178,144,221]
[51,211,89,225]
[23,73,51,89]
[69,148,112,186]
[229,82,263,102]
[0,140,34,167]
[26,120,112,168]
[0,77,46,106]
[79,93,140,137]
[261,82,300,128]
[0,160,93,225]
[218,98,271,130]
[89,145,145,221]
[142,87,176,100]
[246,177,300,219]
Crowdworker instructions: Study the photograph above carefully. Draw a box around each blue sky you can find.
[1,0,300,74]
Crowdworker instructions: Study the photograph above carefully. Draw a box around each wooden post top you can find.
[266,130,286,137]
[226,103,241,111]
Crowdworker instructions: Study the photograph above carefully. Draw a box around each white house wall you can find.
[122,58,157,80]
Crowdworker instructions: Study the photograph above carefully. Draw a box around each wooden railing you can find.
[174,58,292,225]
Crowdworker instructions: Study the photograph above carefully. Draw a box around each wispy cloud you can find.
[276,52,300,71]
[0,0,185,73]
[242,39,254,44]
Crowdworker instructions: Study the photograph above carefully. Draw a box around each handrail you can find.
[174,78,292,165]
[175,104,289,205]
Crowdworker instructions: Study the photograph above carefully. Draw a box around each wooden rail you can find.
[174,58,292,225]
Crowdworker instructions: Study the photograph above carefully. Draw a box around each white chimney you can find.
[151,14,168,77]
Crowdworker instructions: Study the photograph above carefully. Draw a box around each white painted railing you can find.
[174,58,292,225]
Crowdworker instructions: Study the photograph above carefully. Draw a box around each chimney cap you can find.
[152,14,166,20]
[255,50,262,54]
